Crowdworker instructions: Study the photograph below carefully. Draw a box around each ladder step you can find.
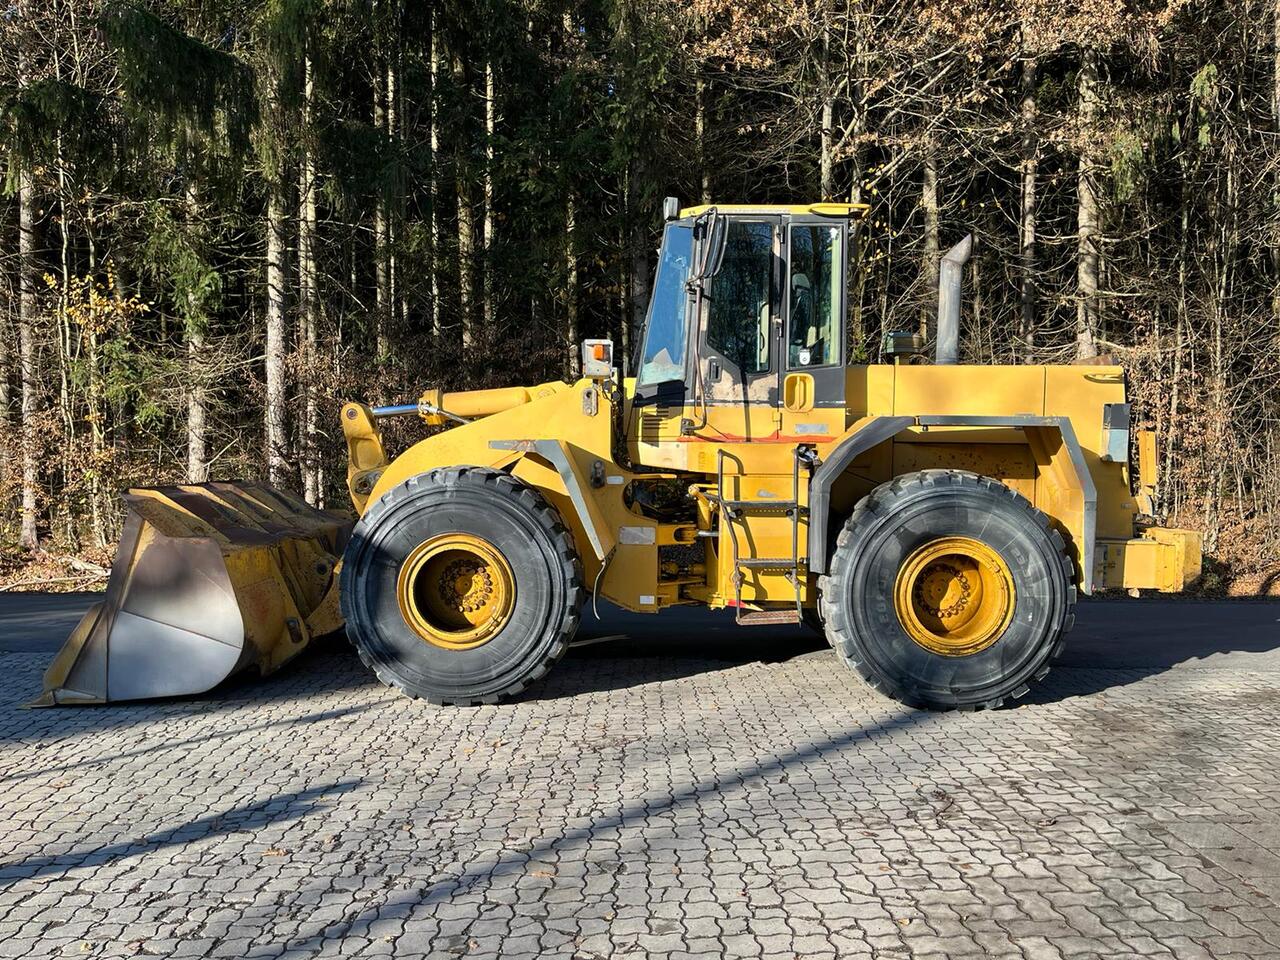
[722,499,802,512]
[737,609,803,626]
[737,558,802,570]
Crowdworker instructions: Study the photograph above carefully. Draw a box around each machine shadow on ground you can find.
[546,598,1280,707]
[0,780,363,889]
[1026,597,1280,701]
[3,596,1279,744]
[519,604,829,702]
[247,707,948,958]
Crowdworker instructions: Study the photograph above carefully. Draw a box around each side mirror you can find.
[691,208,726,281]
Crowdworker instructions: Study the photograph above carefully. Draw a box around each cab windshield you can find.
[637,223,693,387]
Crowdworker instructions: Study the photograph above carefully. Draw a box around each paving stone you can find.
[1,644,1278,959]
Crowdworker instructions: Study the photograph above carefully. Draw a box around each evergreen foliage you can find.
[1,0,1279,593]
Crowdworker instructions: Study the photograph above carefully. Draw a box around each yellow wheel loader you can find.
[39,201,1202,710]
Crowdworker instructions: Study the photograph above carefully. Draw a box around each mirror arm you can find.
[691,206,723,281]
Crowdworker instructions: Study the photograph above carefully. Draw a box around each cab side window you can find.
[707,221,773,374]
[788,224,841,367]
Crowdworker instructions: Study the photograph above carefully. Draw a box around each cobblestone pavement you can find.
[4,613,1280,959]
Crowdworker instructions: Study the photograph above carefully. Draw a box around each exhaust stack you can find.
[935,234,973,365]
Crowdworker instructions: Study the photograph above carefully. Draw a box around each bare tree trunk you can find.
[1272,0,1280,336]
[265,187,289,487]
[0,219,9,458]
[1163,151,1194,510]
[619,212,631,372]
[1019,54,1037,362]
[629,227,649,351]
[845,24,867,206]
[455,54,475,356]
[482,57,496,334]
[695,75,711,204]
[846,29,868,350]
[1164,301,1184,506]
[84,222,108,546]
[186,332,207,480]
[920,148,939,342]
[1204,163,1238,553]
[18,163,38,550]
[818,0,834,200]
[563,10,580,377]
[185,182,208,483]
[1075,49,1101,361]
[1273,0,1280,145]
[628,168,650,361]
[299,53,320,505]
[17,1,39,550]
[971,255,984,360]
[692,4,711,205]
[387,56,400,339]
[50,28,81,537]
[373,69,392,366]
[819,104,834,201]
[565,191,579,377]
[458,185,475,355]
[429,18,442,338]
[55,132,73,467]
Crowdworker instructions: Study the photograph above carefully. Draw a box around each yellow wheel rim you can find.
[396,534,515,651]
[893,536,1015,657]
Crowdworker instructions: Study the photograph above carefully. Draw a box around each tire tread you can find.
[820,469,1077,711]
[341,466,584,706]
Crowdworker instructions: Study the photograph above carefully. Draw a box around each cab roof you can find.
[677,202,870,219]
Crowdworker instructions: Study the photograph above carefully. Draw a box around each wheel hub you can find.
[893,536,1014,657]
[397,534,515,650]
[440,558,496,613]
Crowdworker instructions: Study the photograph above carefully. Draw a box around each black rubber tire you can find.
[818,470,1075,711]
[340,467,584,705]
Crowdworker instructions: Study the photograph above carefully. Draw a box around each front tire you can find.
[340,467,584,704]
[819,470,1075,710]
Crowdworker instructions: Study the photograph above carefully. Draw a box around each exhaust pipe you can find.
[935,234,973,365]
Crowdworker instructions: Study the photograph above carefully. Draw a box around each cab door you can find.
[780,217,848,439]
[697,216,782,441]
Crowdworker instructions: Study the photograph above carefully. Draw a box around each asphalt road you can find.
[5,589,1279,672]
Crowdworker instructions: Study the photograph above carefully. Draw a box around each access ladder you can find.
[715,447,815,625]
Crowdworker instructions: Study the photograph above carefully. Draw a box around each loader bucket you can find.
[34,483,352,706]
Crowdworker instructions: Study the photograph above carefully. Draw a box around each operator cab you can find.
[629,201,868,464]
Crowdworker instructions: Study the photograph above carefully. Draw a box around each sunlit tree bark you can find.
[265,186,289,486]
[1019,54,1038,361]
[1075,48,1101,361]
[17,0,39,550]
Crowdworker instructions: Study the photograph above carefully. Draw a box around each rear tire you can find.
[340,467,584,704]
[819,470,1075,710]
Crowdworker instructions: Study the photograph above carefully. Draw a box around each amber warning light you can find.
[582,339,613,379]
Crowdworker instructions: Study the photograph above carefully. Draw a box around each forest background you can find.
[1,0,1276,594]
